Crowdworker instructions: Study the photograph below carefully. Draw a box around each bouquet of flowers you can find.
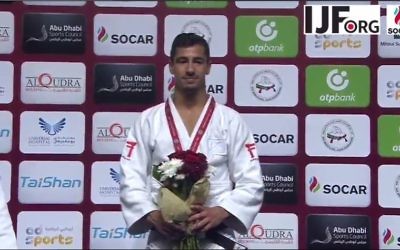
[152,150,212,250]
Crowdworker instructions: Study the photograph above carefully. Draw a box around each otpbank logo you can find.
[378,115,400,158]
[304,5,380,35]
[386,5,400,35]
[306,65,370,107]
[235,16,298,57]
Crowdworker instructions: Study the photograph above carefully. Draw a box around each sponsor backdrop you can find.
[1,0,400,249]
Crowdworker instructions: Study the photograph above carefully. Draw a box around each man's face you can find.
[169,44,211,92]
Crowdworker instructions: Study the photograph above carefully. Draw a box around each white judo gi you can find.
[0,182,17,249]
[120,96,264,249]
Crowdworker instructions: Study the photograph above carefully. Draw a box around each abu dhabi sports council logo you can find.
[23,13,85,54]
[382,228,396,245]
[94,64,156,104]
[256,19,278,42]
[251,69,282,101]
[96,74,153,93]
[25,25,48,42]
[311,227,332,244]
[261,163,297,205]
[97,75,119,93]
[97,26,108,42]
[386,5,400,35]
[304,5,380,35]
[322,119,354,151]
[39,118,65,136]
[181,19,212,43]
[309,176,321,192]
[307,214,370,249]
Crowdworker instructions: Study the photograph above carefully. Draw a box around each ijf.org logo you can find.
[97,26,108,42]
[256,19,278,42]
[382,228,396,245]
[386,5,400,35]
[181,20,212,44]
[250,69,282,101]
[304,5,380,35]
[309,176,321,193]
[322,119,354,151]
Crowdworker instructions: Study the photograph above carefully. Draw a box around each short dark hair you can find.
[170,33,210,61]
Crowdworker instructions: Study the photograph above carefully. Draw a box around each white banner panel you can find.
[94,14,157,56]
[90,211,148,249]
[21,61,86,104]
[305,114,370,157]
[91,161,120,204]
[241,113,298,156]
[236,213,298,249]
[306,164,371,207]
[18,161,84,204]
[20,111,85,154]
[164,15,228,57]
[234,64,298,107]
[17,211,83,249]
[0,61,13,103]
[92,112,139,154]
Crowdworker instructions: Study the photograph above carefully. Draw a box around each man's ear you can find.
[169,61,174,74]
[206,59,211,74]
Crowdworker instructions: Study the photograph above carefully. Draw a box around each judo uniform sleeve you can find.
[0,182,17,249]
[218,111,264,234]
[120,112,158,235]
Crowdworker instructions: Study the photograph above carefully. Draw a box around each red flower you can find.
[168,150,208,183]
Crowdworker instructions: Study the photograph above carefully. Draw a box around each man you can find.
[0,182,17,249]
[120,33,264,249]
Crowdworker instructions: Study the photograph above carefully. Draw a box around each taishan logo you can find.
[304,5,380,35]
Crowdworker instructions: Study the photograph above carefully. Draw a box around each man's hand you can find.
[146,210,185,239]
[188,205,230,233]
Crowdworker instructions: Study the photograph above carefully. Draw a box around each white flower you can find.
[158,158,184,181]
[175,174,185,180]
[206,165,216,177]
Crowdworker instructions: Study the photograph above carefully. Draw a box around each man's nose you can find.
[186,63,195,74]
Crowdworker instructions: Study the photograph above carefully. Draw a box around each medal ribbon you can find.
[165,97,216,152]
